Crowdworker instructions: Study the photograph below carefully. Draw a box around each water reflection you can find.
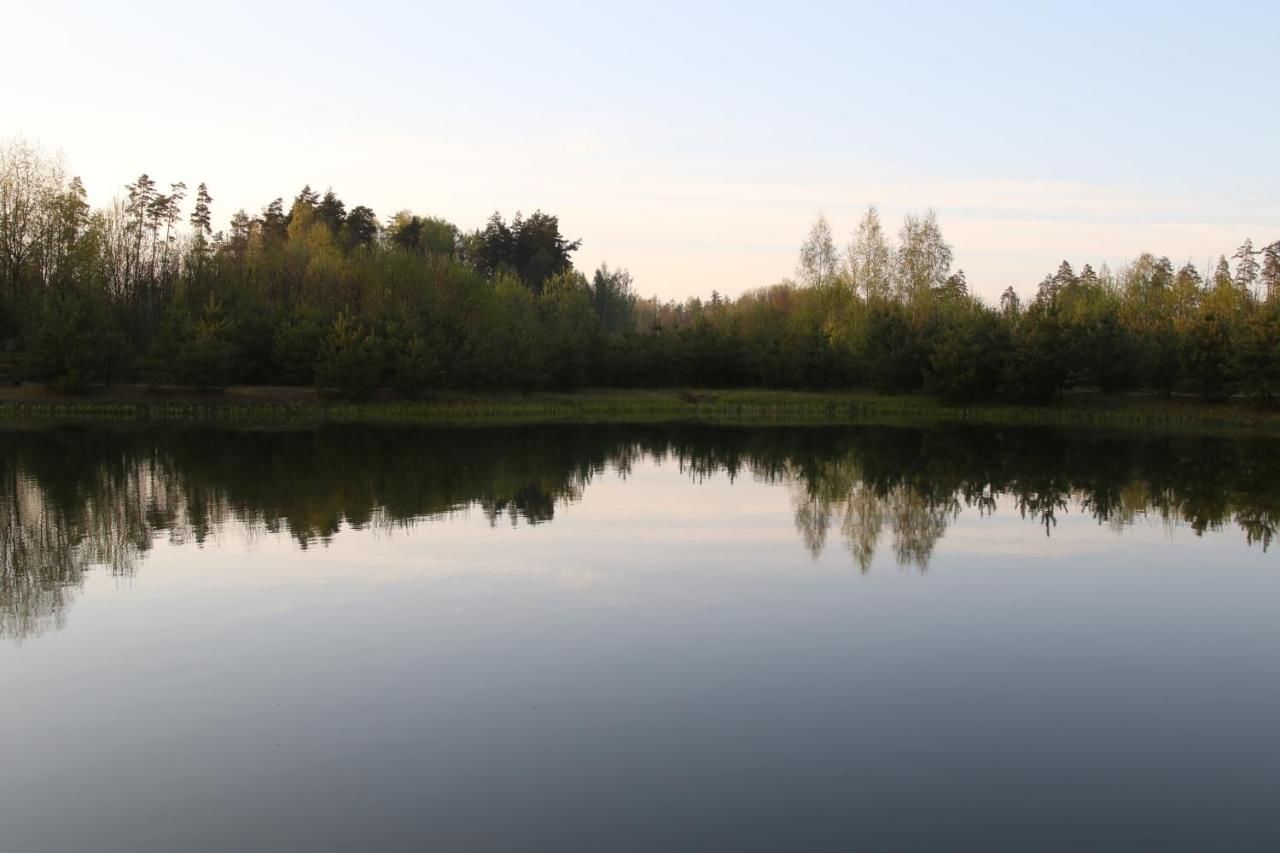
[2,423,1277,640]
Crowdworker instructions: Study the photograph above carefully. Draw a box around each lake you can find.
[2,422,1279,851]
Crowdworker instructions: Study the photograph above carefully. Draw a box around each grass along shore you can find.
[0,384,1275,432]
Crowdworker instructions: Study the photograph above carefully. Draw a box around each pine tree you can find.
[188,183,213,265]
[477,211,515,277]
[1151,257,1174,289]
[1233,238,1260,296]
[939,270,968,298]
[261,198,287,242]
[125,173,156,279]
[1034,273,1057,306]
[1079,263,1099,288]
[1000,286,1021,318]
[159,182,186,270]
[189,183,212,236]
[343,205,378,251]
[1052,260,1077,291]
[228,210,252,255]
[316,189,346,234]
[1172,262,1203,320]
[294,185,319,208]
[1213,255,1233,291]
[1260,241,1280,302]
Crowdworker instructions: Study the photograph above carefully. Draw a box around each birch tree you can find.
[797,214,839,288]
[846,206,892,301]
[894,209,952,298]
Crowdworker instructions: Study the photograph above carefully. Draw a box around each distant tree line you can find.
[2,138,1278,402]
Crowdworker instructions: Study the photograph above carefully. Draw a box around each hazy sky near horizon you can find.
[3,0,1277,300]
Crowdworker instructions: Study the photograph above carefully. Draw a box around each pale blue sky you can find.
[3,0,1277,299]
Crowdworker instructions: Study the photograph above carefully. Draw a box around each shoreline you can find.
[0,384,1275,433]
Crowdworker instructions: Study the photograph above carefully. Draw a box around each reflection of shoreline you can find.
[2,424,1277,640]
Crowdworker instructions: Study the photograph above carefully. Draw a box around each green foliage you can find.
[25,286,119,393]
[6,139,1280,408]
[315,311,383,399]
[384,317,442,398]
[1001,304,1066,403]
[389,212,457,257]
[272,310,326,386]
[1183,307,1237,401]
[472,211,581,294]
[590,264,636,334]
[1138,321,1182,397]
[488,274,544,391]
[175,294,234,389]
[1077,311,1134,392]
[924,302,1007,402]
[1235,302,1280,404]
[861,303,926,393]
[540,272,601,389]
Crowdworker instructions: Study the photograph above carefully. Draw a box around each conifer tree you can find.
[189,183,212,237]
[1233,239,1260,296]
[1260,241,1280,302]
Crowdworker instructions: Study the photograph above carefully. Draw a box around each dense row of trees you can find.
[4,423,1277,638]
[2,138,1278,402]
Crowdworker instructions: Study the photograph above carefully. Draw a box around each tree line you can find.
[2,138,1278,402]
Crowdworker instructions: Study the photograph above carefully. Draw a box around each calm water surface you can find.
[2,423,1279,851]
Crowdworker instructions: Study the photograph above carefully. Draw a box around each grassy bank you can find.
[0,384,1275,432]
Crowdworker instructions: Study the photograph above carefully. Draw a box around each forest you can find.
[2,138,1279,403]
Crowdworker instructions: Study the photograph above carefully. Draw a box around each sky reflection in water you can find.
[1,424,1278,852]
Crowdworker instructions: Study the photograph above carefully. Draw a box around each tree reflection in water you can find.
[2,424,1277,639]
